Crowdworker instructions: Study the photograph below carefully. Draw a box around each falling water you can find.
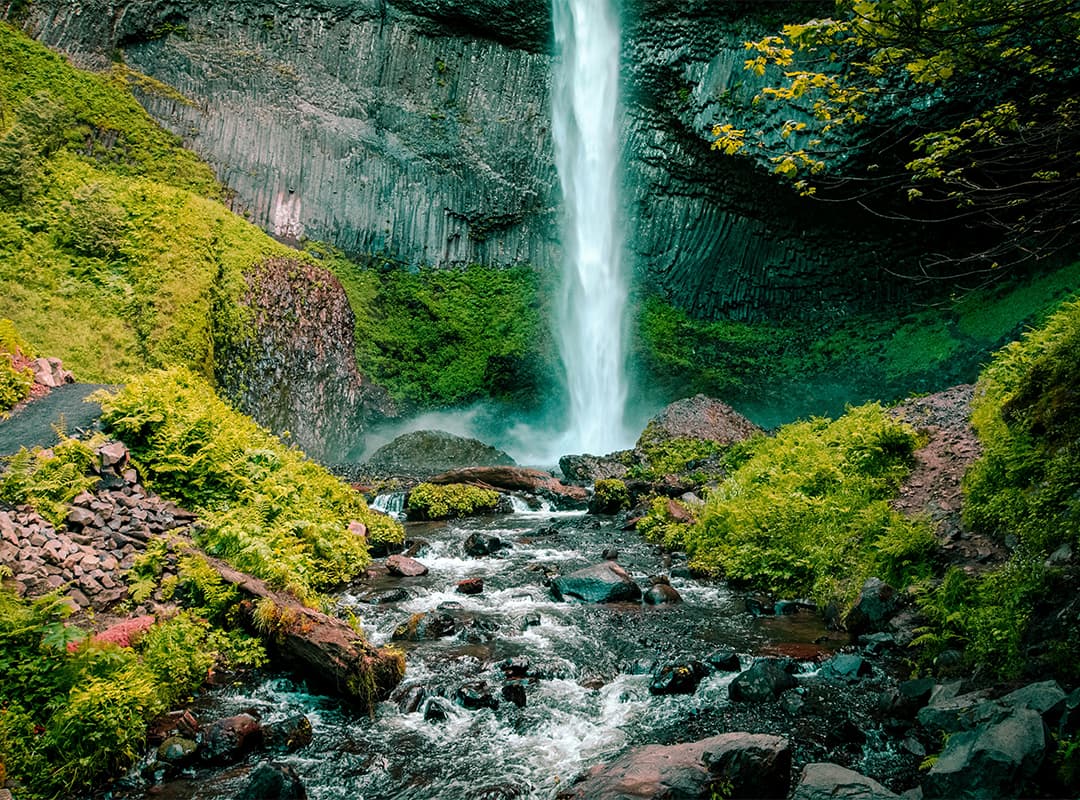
[551,0,632,456]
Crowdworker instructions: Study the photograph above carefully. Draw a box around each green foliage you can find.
[0,438,99,526]
[406,482,501,520]
[716,0,1080,266]
[964,296,1080,553]
[632,433,728,481]
[591,479,631,514]
[0,317,32,415]
[0,586,262,799]
[638,496,695,550]
[320,245,555,409]
[96,368,403,601]
[678,404,930,607]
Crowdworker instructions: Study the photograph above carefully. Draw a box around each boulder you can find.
[456,577,484,595]
[364,429,515,477]
[501,680,528,708]
[844,578,901,636]
[392,611,459,641]
[922,707,1047,800]
[199,713,263,766]
[916,689,995,736]
[706,649,741,673]
[729,659,798,703]
[386,554,429,577]
[427,466,587,507]
[792,763,899,800]
[157,736,197,765]
[999,680,1066,715]
[463,533,504,557]
[262,714,313,752]
[820,654,872,681]
[649,661,708,695]
[559,453,629,483]
[557,732,789,799]
[234,761,307,800]
[550,562,642,603]
[455,682,499,710]
[636,395,762,452]
[643,581,683,605]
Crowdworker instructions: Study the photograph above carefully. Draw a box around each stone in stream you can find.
[361,588,410,605]
[550,561,642,603]
[643,577,682,605]
[385,554,428,577]
[262,714,313,753]
[729,659,798,703]
[396,685,430,715]
[199,713,264,765]
[234,761,307,800]
[649,661,708,696]
[157,736,197,766]
[706,648,741,673]
[556,732,790,800]
[455,682,500,710]
[463,533,504,557]
[456,577,484,594]
[502,680,528,708]
[792,763,899,800]
[843,577,901,636]
[392,611,458,641]
[820,654,872,681]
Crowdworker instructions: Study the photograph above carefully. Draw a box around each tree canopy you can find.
[715,0,1080,274]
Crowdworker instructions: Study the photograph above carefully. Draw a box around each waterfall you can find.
[551,0,632,456]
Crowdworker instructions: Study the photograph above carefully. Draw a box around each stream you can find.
[136,503,919,800]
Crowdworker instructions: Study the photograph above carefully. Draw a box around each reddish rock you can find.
[636,394,761,450]
[427,466,587,505]
[198,713,263,765]
[457,578,484,595]
[386,554,429,577]
[644,582,683,605]
[666,498,694,524]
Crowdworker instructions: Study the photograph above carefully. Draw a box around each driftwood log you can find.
[426,466,587,505]
[203,553,404,711]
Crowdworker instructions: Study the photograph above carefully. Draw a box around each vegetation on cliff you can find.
[95,368,403,602]
[0,319,33,415]
[715,0,1080,269]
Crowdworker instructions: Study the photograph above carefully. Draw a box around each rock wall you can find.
[216,256,395,462]
[16,0,927,321]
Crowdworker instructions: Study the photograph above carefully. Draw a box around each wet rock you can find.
[1047,687,1080,737]
[550,561,642,603]
[775,599,817,615]
[427,466,587,508]
[999,679,1066,715]
[455,682,499,711]
[402,538,430,557]
[361,588,410,605]
[882,677,936,719]
[461,616,500,643]
[456,577,484,595]
[729,659,798,703]
[262,715,313,753]
[520,611,541,630]
[234,761,307,800]
[706,648,741,673]
[649,661,708,695]
[396,685,430,715]
[199,713,263,766]
[558,732,789,800]
[922,707,1047,800]
[364,430,515,477]
[500,657,531,679]
[820,654,872,681]
[559,453,629,483]
[392,611,458,641]
[643,581,683,605]
[157,736,197,765]
[916,689,994,736]
[423,698,449,723]
[792,763,899,800]
[602,547,619,560]
[746,598,774,617]
[858,632,898,655]
[502,680,528,708]
[844,578,901,636]
[385,554,429,577]
[463,533,504,557]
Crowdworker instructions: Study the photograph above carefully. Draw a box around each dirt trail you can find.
[890,384,1008,572]
[0,383,111,455]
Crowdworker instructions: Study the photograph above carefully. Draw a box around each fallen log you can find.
[426,466,587,506]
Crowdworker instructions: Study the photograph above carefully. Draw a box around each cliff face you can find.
[18,0,922,321]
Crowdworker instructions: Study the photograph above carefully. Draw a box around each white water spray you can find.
[551,0,632,456]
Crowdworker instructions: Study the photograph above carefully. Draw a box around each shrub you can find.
[95,368,403,601]
[0,438,99,526]
[406,482,501,520]
[591,478,631,514]
[674,404,930,607]
[0,318,33,416]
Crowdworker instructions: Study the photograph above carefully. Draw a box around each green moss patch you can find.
[406,482,501,520]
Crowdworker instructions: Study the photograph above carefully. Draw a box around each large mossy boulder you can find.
[405,482,502,520]
[551,562,642,603]
[365,429,515,477]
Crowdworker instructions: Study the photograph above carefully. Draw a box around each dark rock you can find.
[649,661,708,695]
[820,654,872,681]
[456,577,484,595]
[455,682,499,711]
[262,714,313,753]
[500,657,531,679]
[883,677,936,719]
[558,732,789,800]
[916,690,995,736]
[559,453,629,483]
[729,659,798,703]
[463,533,504,557]
[461,616,500,643]
[402,538,430,557]
[423,698,449,723]
[397,685,430,715]
[234,761,307,800]
[746,598,774,617]
[199,713,263,766]
[550,562,642,603]
[999,680,1066,715]
[792,763,899,800]
[386,554,429,577]
[601,547,619,560]
[844,578,901,636]
[922,707,1047,800]
[643,582,683,605]
[858,632,898,655]
[392,611,458,641]
[706,648,741,673]
[1047,687,1080,737]
[362,588,410,605]
[364,429,515,477]
[157,736,197,765]
[520,611,542,630]
[775,599,817,615]
[502,680,528,708]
